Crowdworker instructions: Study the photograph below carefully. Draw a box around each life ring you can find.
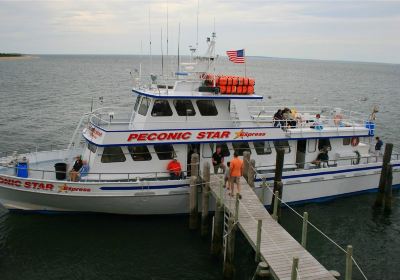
[351,137,359,147]
[352,150,361,165]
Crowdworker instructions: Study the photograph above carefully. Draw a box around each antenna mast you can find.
[177,22,181,74]
[161,28,164,77]
[196,0,199,51]
[148,8,153,75]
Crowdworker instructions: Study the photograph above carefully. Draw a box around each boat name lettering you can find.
[127,131,231,142]
[58,183,91,193]
[234,129,266,139]
[0,176,54,190]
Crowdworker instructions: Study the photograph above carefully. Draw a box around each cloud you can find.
[0,0,399,63]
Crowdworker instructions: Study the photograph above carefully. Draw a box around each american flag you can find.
[226,49,245,64]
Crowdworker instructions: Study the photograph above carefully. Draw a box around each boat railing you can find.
[255,153,400,175]
[0,163,193,183]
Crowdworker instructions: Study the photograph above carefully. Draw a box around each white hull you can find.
[1,162,399,215]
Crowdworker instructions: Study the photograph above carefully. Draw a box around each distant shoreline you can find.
[0,54,38,61]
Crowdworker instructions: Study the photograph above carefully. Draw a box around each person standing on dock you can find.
[229,152,243,198]
[212,146,226,174]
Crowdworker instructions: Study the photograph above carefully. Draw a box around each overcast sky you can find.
[1,0,399,63]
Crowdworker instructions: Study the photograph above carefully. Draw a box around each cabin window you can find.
[253,141,272,155]
[87,142,97,154]
[196,100,218,116]
[318,139,331,151]
[138,97,150,116]
[133,96,141,112]
[174,100,196,116]
[343,138,351,146]
[154,144,175,160]
[308,139,317,153]
[101,146,126,163]
[128,146,152,161]
[151,100,173,117]
[273,140,291,154]
[232,142,251,156]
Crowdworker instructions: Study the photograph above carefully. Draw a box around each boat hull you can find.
[1,163,399,215]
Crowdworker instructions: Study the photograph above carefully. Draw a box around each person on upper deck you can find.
[282,108,297,129]
[212,146,226,174]
[273,109,283,127]
[167,157,182,179]
[69,155,83,182]
[375,137,383,156]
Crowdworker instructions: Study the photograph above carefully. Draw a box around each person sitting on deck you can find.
[311,148,329,168]
[69,155,83,182]
[167,157,182,179]
[375,137,383,156]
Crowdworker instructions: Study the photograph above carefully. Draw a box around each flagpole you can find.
[244,49,247,77]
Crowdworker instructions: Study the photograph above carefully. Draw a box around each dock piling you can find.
[260,177,267,204]
[201,162,211,236]
[271,148,285,221]
[255,219,262,262]
[272,191,279,221]
[211,201,224,257]
[253,262,271,280]
[301,212,309,248]
[291,257,299,280]
[243,151,251,180]
[191,153,199,177]
[223,216,237,279]
[248,159,256,188]
[374,143,393,208]
[189,176,199,230]
[384,164,393,213]
[345,245,353,280]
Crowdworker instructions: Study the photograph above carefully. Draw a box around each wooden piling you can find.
[271,148,285,218]
[345,245,353,280]
[253,262,271,280]
[272,191,279,221]
[201,162,211,236]
[301,212,308,248]
[291,257,299,280]
[243,151,251,180]
[191,153,199,177]
[211,201,224,257]
[255,220,262,262]
[189,176,198,230]
[260,177,267,205]
[248,158,256,188]
[223,216,237,279]
[384,164,393,213]
[374,143,393,208]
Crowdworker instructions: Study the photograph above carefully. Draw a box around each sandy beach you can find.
[0,55,38,61]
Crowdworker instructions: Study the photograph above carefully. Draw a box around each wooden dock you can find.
[209,174,336,280]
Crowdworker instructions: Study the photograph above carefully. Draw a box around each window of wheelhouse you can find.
[151,100,173,116]
[343,138,351,146]
[253,141,272,155]
[232,142,251,156]
[138,97,151,116]
[174,100,196,116]
[128,146,152,161]
[87,142,97,153]
[133,96,141,112]
[318,138,331,151]
[196,100,218,116]
[101,146,126,163]
[154,144,175,160]
[273,140,291,154]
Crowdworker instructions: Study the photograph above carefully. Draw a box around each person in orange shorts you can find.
[229,151,243,198]
[167,157,182,179]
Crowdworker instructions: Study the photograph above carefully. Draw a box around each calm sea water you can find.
[0,55,399,279]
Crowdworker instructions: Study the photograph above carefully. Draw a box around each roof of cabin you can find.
[132,89,263,100]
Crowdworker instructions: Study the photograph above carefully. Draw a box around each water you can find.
[0,56,400,279]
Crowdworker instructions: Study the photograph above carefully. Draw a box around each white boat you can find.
[1,33,399,215]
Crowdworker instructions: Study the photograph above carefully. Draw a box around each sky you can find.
[1,0,400,63]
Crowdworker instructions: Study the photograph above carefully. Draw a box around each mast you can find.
[148,8,153,76]
[177,22,181,74]
[161,27,164,77]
